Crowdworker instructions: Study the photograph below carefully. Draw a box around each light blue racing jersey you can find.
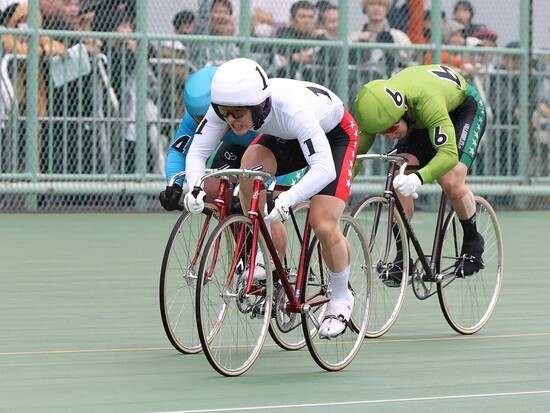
[165,112,257,186]
[165,112,307,188]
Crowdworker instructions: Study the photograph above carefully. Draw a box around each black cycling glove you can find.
[159,184,183,211]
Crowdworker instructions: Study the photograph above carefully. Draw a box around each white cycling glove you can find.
[183,187,206,214]
[265,191,292,222]
[393,164,421,199]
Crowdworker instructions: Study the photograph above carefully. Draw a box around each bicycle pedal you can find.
[318,326,347,340]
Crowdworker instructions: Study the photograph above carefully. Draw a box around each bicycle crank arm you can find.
[301,304,321,330]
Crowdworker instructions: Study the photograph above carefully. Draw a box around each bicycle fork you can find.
[392,189,448,284]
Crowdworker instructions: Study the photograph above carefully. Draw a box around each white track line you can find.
[151,390,550,413]
[0,347,173,356]
[1,332,549,356]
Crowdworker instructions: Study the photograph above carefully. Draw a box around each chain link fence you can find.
[0,0,549,211]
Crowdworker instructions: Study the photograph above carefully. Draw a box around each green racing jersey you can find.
[358,64,468,183]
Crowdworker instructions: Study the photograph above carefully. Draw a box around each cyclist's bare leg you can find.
[309,195,349,273]
[310,194,355,337]
[239,145,286,258]
[437,163,475,220]
[394,156,475,221]
[203,178,234,205]
[438,162,483,275]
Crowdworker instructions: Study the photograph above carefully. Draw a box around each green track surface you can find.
[1,212,549,413]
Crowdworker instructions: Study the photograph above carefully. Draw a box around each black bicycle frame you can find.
[384,162,450,283]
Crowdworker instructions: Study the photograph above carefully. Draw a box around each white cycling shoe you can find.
[318,292,354,339]
[243,250,266,281]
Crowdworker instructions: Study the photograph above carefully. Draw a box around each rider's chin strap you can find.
[252,97,272,130]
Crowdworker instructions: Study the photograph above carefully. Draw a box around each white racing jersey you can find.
[185,78,345,205]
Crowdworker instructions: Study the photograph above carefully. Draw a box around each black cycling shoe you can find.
[380,256,413,287]
[251,297,268,318]
[251,280,281,318]
[456,233,485,277]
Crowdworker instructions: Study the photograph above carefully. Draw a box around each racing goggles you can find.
[213,104,248,120]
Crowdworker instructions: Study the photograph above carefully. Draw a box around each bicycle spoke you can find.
[437,196,503,334]
[352,196,408,338]
[160,205,220,354]
[196,215,273,376]
[302,215,372,371]
[269,201,310,351]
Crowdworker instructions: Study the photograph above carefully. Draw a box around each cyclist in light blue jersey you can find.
[159,65,305,212]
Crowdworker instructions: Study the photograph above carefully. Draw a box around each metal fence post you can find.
[518,0,533,179]
[24,0,40,210]
[336,0,349,106]
[239,0,251,56]
[135,0,149,210]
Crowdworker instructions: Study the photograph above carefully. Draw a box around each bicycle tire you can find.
[301,214,373,371]
[351,196,409,338]
[159,204,220,354]
[196,214,273,376]
[437,196,504,334]
[268,201,310,351]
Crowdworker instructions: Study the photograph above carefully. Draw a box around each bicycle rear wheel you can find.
[437,196,503,334]
[269,201,310,351]
[352,196,408,338]
[159,204,220,354]
[302,214,372,371]
[196,214,273,376]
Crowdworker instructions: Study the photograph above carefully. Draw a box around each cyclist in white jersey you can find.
[184,58,360,338]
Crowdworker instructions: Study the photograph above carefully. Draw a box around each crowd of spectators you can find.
[0,0,548,180]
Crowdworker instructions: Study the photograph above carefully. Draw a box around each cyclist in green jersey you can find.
[354,64,487,281]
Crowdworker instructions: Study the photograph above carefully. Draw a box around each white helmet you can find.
[211,58,272,129]
[211,58,271,106]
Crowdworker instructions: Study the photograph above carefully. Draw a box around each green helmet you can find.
[354,79,406,134]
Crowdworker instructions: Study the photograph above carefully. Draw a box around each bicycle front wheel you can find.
[269,201,310,351]
[352,196,409,338]
[302,214,373,371]
[196,214,273,376]
[437,196,504,334]
[159,204,220,354]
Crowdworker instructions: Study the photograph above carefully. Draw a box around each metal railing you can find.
[0,2,548,211]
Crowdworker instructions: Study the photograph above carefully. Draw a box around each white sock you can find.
[328,266,351,300]
[256,249,265,266]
